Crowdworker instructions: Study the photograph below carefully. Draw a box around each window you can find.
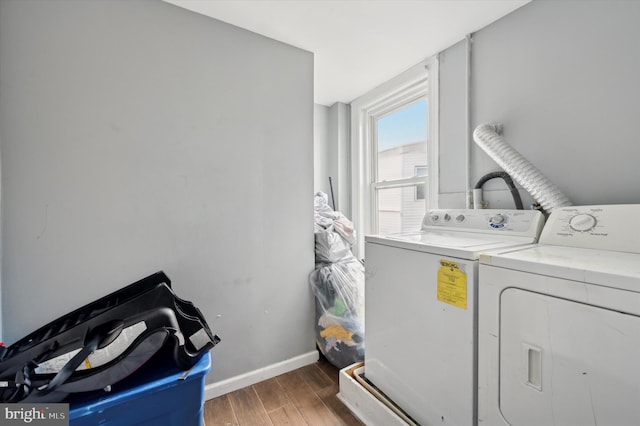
[374,99,428,235]
[350,59,438,257]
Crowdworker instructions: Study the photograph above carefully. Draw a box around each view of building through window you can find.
[374,99,428,234]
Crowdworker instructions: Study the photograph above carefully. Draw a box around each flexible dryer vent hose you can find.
[473,123,572,213]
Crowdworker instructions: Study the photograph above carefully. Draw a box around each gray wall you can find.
[0,0,314,384]
[328,103,351,215]
[314,103,350,215]
[314,104,329,195]
[440,0,640,208]
[438,40,469,208]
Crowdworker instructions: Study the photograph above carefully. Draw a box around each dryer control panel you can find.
[422,209,545,238]
[539,204,640,253]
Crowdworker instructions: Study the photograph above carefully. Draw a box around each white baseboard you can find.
[204,350,319,400]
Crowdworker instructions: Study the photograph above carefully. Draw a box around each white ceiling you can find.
[163,0,530,106]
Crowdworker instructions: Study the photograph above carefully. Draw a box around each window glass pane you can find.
[415,183,426,201]
[415,166,428,177]
[415,166,427,200]
[376,186,426,234]
[376,99,427,181]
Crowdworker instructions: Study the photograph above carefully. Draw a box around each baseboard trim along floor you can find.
[204,350,320,400]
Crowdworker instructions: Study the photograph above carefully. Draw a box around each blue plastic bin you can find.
[69,352,211,425]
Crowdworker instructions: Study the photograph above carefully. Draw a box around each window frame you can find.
[350,58,439,258]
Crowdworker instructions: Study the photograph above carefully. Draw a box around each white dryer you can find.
[365,209,545,426]
[478,204,640,426]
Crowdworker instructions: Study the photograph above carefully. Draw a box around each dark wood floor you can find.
[204,355,364,426]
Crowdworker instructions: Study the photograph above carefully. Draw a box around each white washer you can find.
[365,209,545,425]
[478,204,640,426]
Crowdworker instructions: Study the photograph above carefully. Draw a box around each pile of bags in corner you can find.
[309,192,364,369]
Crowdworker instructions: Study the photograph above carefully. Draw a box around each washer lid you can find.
[480,245,640,291]
[366,231,539,260]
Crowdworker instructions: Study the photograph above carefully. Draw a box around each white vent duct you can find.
[473,123,572,213]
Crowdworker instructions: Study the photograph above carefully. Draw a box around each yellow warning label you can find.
[437,259,468,309]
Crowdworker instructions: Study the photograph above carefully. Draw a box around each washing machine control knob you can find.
[455,214,465,223]
[430,214,439,222]
[569,213,597,232]
[444,213,451,222]
[490,214,506,225]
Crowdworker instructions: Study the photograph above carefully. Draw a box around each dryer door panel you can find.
[499,288,640,426]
